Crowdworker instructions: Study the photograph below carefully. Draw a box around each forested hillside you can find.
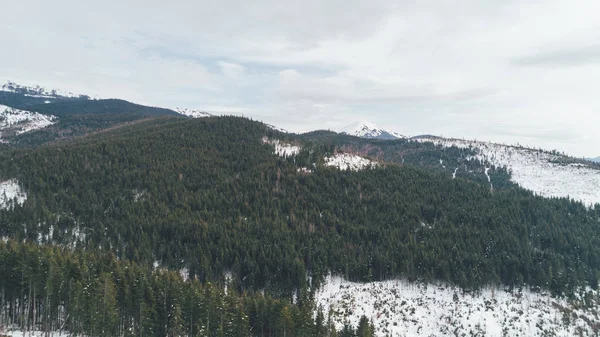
[0,240,376,337]
[0,93,184,149]
[1,116,599,300]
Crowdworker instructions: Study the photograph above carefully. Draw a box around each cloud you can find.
[513,44,600,67]
[1,0,600,157]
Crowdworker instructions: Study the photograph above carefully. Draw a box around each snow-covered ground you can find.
[316,275,600,337]
[0,179,27,210]
[416,137,600,207]
[174,107,212,118]
[0,105,56,141]
[262,137,301,157]
[2,328,72,337]
[325,153,377,171]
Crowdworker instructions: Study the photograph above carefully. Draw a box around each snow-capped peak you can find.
[341,120,405,140]
[174,107,212,118]
[1,81,96,100]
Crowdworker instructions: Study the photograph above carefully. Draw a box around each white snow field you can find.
[415,137,600,207]
[0,105,56,141]
[0,179,27,210]
[262,137,301,157]
[316,275,600,337]
[325,153,377,171]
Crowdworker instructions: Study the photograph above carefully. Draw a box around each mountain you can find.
[1,80,94,100]
[341,120,405,139]
[2,83,600,336]
[589,156,600,163]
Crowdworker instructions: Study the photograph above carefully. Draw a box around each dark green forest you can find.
[1,106,600,335]
[0,241,375,337]
[1,116,598,295]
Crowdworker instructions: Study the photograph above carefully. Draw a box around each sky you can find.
[2,0,599,157]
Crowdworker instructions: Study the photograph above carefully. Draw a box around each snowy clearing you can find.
[0,105,56,141]
[262,137,301,157]
[174,107,212,118]
[325,153,377,171]
[316,275,600,337]
[0,179,27,210]
[416,137,600,206]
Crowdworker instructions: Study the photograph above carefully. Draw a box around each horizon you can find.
[2,0,599,157]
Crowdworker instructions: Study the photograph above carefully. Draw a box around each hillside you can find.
[414,136,600,207]
[0,90,186,148]
[1,116,600,336]
[1,116,599,291]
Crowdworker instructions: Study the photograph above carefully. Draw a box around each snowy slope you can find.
[325,153,377,171]
[415,137,600,207]
[0,104,57,141]
[316,275,600,337]
[341,121,405,140]
[0,179,27,209]
[1,81,93,99]
[174,107,212,118]
[262,137,301,157]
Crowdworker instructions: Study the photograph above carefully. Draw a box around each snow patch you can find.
[325,153,377,171]
[262,137,301,157]
[316,275,600,337]
[3,328,73,337]
[0,105,56,141]
[416,137,600,206]
[174,107,212,118]
[0,179,27,209]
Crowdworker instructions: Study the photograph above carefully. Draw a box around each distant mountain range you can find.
[589,157,600,163]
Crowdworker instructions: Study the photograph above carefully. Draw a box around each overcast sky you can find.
[2,0,599,157]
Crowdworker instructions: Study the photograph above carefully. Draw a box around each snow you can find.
[297,167,313,174]
[0,179,27,209]
[316,275,600,337]
[174,107,212,118]
[262,137,301,157]
[341,121,405,139]
[1,81,94,99]
[265,123,289,133]
[416,137,600,207]
[325,153,377,171]
[0,105,56,141]
[2,329,72,337]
